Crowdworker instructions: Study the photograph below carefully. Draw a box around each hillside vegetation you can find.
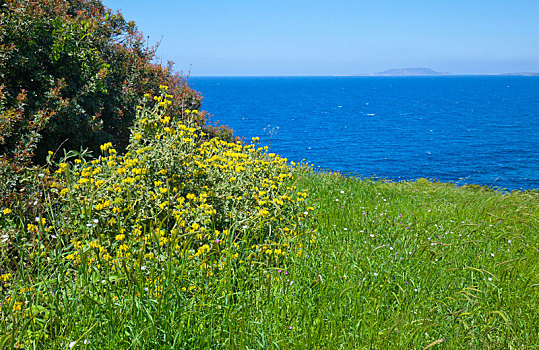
[1,0,538,349]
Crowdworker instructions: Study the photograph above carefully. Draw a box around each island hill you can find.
[357,67,451,76]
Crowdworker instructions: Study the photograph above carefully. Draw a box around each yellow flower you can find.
[12,302,22,312]
[159,187,168,194]
[115,234,125,241]
[2,208,12,215]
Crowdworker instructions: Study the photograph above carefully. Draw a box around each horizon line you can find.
[189,73,539,78]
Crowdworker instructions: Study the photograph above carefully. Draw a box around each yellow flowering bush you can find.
[0,88,315,347]
[51,89,313,280]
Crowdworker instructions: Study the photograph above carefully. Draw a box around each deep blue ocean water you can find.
[189,76,539,191]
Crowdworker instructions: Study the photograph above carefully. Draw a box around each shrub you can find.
[0,90,313,347]
[0,0,232,221]
[0,0,204,164]
[47,88,312,276]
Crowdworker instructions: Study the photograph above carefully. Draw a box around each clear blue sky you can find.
[102,0,539,76]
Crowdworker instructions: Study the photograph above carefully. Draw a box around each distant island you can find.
[357,68,451,76]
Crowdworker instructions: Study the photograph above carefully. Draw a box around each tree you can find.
[0,0,203,165]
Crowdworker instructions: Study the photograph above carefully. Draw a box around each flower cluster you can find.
[48,89,314,281]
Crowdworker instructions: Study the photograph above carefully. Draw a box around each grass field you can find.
[288,172,538,349]
[2,170,537,348]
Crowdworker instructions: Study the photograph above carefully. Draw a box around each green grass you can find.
[286,172,538,349]
[3,168,537,349]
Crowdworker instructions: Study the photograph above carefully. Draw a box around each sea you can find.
[189,76,539,191]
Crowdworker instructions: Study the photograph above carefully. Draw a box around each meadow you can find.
[1,88,537,349]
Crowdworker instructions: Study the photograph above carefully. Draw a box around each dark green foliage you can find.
[0,0,203,165]
[0,0,233,213]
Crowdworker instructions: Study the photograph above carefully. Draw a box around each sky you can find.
[101,0,539,76]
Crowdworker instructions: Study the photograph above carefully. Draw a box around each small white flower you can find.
[83,339,89,345]
[35,217,40,222]
[343,228,348,231]
[414,288,418,292]
[340,190,344,194]
[488,277,493,281]
[508,240,511,244]
[93,219,99,224]
[370,234,374,238]
[389,246,394,250]
[373,272,378,276]
[1,234,8,243]
[69,341,76,348]
[490,253,494,257]
[144,287,149,291]
[86,223,92,227]
[335,198,339,202]
[304,211,308,216]
[38,173,45,178]
[141,265,147,271]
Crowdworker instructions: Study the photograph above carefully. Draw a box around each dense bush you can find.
[0,0,236,218]
[0,0,205,164]
[0,90,313,347]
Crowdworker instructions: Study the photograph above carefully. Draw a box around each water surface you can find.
[190,76,539,190]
